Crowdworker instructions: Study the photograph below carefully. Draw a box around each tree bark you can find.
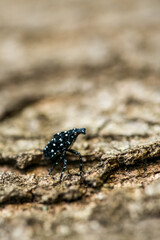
[0,1,160,239]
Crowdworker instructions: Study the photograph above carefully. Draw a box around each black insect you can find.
[43,128,86,182]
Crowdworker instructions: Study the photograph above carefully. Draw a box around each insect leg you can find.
[48,159,60,175]
[59,151,67,182]
[48,153,63,175]
[67,149,84,176]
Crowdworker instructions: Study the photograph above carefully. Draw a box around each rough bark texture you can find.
[0,0,160,239]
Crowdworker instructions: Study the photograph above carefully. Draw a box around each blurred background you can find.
[0,0,160,140]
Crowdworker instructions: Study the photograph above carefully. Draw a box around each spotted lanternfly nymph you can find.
[43,128,86,182]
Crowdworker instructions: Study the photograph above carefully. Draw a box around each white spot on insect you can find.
[46,146,48,148]
[65,134,68,137]
[51,149,54,152]
[67,141,70,145]
[60,143,63,147]
[53,143,56,146]
[59,138,63,142]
